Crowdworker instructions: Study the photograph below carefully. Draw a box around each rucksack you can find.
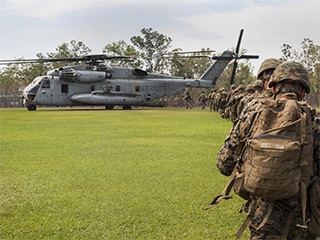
[205,99,317,237]
[240,99,313,199]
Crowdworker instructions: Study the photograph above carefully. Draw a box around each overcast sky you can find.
[0,0,319,75]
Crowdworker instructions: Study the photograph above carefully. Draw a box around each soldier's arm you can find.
[216,121,241,176]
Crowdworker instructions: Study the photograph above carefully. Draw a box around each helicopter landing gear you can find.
[122,105,132,110]
[105,105,114,110]
[27,104,37,111]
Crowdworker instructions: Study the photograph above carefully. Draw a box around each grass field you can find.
[0,107,250,239]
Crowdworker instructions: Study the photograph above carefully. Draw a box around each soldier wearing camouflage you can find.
[216,61,319,239]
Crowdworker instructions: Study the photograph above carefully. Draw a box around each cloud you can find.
[0,0,319,74]
[0,0,214,19]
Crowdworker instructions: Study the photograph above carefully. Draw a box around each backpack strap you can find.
[297,181,308,230]
[235,199,256,238]
[256,200,274,231]
[257,117,302,136]
[203,166,237,210]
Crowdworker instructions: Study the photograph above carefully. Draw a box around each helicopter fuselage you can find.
[22,50,235,110]
[23,65,204,110]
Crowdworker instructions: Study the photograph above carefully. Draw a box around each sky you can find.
[0,0,319,75]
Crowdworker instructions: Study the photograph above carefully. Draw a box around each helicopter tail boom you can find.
[199,50,234,86]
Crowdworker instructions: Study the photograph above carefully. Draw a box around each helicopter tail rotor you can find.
[229,29,259,85]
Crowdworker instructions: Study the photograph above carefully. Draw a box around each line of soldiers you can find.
[206,59,282,122]
[208,80,263,122]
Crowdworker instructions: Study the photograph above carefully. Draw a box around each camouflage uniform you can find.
[218,90,228,118]
[198,91,208,110]
[184,92,193,109]
[237,59,283,120]
[207,89,215,111]
[237,84,255,117]
[229,85,246,122]
[216,61,319,239]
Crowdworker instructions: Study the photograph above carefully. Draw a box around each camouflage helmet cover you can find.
[268,61,310,93]
[253,79,263,89]
[246,84,254,92]
[257,58,283,79]
[237,84,245,90]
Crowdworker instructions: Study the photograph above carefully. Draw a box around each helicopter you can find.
[0,29,259,111]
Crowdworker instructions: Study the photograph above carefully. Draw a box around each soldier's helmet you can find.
[237,84,245,91]
[257,58,283,79]
[268,61,310,94]
[246,84,254,92]
[253,79,263,89]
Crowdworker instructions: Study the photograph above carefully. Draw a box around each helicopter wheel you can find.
[27,104,37,111]
[105,105,114,110]
[122,105,132,110]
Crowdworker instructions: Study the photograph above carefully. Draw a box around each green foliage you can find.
[168,48,213,78]
[102,40,143,69]
[281,38,320,106]
[131,28,172,73]
[0,108,249,239]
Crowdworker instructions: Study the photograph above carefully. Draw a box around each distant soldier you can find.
[224,85,236,120]
[198,91,208,110]
[207,89,216,111]
[228,85,245,122]
[237,83,254,116]
[218,90,228,118]
[240,58,283,118]
[184,92,193,109]
[252,79,263,99]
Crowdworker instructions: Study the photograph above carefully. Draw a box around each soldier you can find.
[207,89,215,111]
[252,79,263,99]
[239,58,283,119]
[237,83,254,117]
[198,91,208,110]
[216,61,319,239]
[184,92,193,109]
[224,85,237,120]
[257,58,283,99]
[228,84,246,122]
[218,90,228,118]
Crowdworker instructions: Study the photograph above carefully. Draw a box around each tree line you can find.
[0,28,319,107]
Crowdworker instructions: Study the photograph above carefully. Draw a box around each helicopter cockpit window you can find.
[116,85,121,92]
[41,78,50,88]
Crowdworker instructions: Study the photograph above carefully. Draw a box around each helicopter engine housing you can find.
[59,69,106,83]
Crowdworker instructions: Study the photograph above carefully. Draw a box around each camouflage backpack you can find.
[237,99,314,199]
[205,98,317,236]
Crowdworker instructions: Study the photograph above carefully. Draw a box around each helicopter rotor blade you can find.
[229,29,243,84]
[238,54,259,59]
[0,54,136,65]
[235,29,243,55]
[230,60,238,85]
[165,50,216,55]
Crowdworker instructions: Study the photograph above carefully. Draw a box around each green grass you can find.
[0,108,249,239]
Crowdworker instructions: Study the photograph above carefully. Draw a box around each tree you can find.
[102,40,143,68]
[168,48,213,78]
[215,49,255,90]
[46,40,91,69]
[281,38,320,107]
[130,28,172,73]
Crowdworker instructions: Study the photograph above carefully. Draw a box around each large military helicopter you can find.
[0,29,258,110]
